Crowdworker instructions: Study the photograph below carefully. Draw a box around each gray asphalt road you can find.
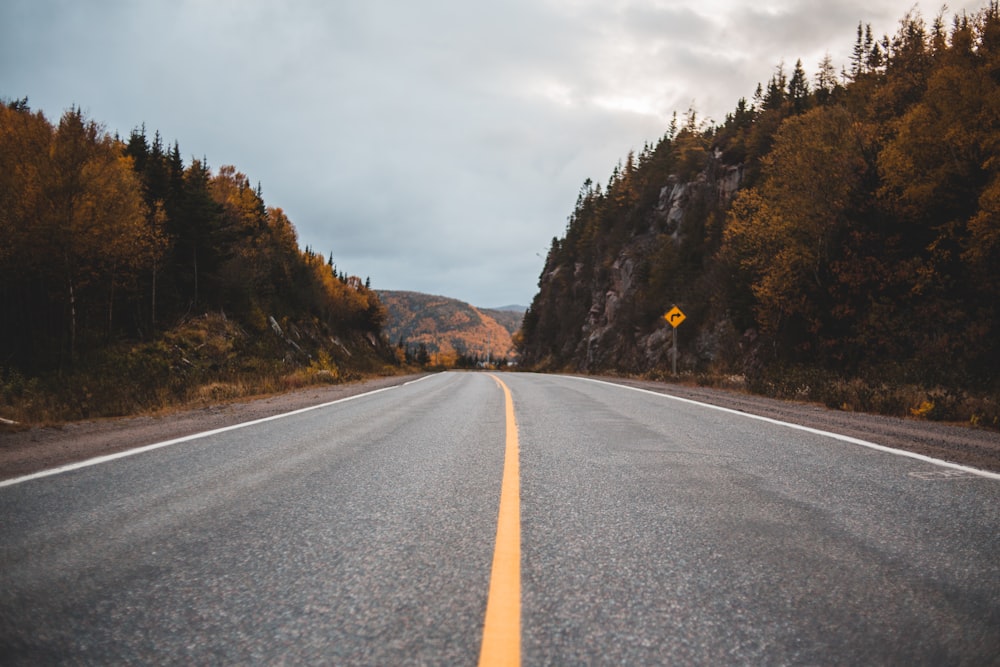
[2,372,998,664]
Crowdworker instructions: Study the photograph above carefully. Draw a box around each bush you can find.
[741,363,1000,429]
[0,311,398,424]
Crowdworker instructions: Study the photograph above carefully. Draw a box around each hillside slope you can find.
[518,6,1000,425]
[480,307,526,337]
[0,101,394,424]
[379,291,517,362]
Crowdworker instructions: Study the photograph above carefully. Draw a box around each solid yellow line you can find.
[479,374,521,667]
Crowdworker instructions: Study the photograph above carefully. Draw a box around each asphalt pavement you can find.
[1,372,997,664]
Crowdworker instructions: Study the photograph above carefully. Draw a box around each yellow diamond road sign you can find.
[664,306,686,328]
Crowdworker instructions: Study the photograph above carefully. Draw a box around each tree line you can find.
[519,3,1000,398]
[0,102,385,374]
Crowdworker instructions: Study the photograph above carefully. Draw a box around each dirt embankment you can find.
[2,372,998,482]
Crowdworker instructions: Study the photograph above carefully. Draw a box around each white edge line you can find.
[403,373,437,386]
[0,383,407,489]
[571,376,1000,481]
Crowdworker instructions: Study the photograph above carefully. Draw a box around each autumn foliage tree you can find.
[723,5,1000,386]
[0,104,160,367]
[0,100,386,377]
[723,105,870,360]
[520,2,1000,398]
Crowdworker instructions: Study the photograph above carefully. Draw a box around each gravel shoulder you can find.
[592,375,1000,474]
[0,374,429,482]
[2,371,998,481]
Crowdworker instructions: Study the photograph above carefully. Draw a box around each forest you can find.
[0,101,390,420]
[378,290,518,368]
[519,4,1000,424]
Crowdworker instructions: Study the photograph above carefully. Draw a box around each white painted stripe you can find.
[571,376,1000,481]
[0,383,407,489]
[403,373,437,386]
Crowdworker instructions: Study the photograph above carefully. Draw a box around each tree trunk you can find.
[151,256,157,327]
[68,278,77,366]
[193,246,199,306]
[108,261,117,339]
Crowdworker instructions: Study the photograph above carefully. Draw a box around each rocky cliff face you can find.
[659,158,744,239]
[525,151,744,374]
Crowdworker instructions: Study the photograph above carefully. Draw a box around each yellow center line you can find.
[479,374,521,667]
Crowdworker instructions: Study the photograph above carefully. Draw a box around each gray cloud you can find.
[1,0,987,307]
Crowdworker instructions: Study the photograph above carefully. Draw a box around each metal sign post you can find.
[663,305,686,377]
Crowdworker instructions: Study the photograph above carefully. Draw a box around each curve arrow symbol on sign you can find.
[664,306,686,328]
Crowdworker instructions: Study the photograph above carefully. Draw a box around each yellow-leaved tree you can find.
[723,105,869,354]
[1,104,161,365]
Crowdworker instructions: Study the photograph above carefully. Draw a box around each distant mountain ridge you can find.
[379,291,519,361]
[480,307,526,338]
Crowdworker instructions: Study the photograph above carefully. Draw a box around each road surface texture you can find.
[1,372,998,664]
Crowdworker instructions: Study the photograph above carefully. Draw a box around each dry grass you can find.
[0,312,407,426]
[641,366,1000,430]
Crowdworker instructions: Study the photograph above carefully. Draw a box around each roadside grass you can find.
[640,366,1000,430]
[0,312,411,427]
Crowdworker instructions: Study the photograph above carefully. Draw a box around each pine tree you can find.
[124,125,148,174]
[815,53,839,104]
[763,63,787,110]
[851,22,866,78]
[788,59,811,113]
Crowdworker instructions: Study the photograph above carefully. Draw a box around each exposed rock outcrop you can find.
[590,155,740,372]
[526,151,743,373]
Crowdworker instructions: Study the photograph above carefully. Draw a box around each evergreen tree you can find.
[851,22,866,78]
[815,53,840,104]
[124,125,148,174]
[788,59,811,113]
[763,63,787,110]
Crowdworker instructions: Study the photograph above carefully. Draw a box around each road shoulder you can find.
[0,374,430,481]
[4,371,997,480]
[585,375,1000,473]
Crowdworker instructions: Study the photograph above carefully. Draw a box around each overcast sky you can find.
[1,0,986,307]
